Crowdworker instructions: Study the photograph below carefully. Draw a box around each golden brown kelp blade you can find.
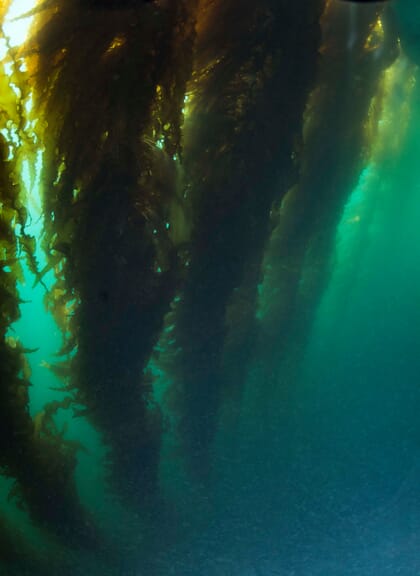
[169,0,325,481]
[29,0,198,508]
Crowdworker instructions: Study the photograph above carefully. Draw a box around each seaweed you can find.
[256,1,398,400]
[0,2,404,570]
[28,0,199,508]
[168,0,325,480]
[0,56,98,548]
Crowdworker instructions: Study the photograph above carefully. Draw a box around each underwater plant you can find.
[169,0,325,480]
[256,0,397,398]
[0,0,415,573]
[26,0,199,507]
[0,115,95,548]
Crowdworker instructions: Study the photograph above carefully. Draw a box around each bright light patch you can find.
[364,17,385,53]
[24,93,34,115]
[0,0,45,238]
[105,34,126,56]
[182,92,192,119]
[3,0,39,49]
[0,124,20,154]
[0,39,7,61]
[334,55,416,262]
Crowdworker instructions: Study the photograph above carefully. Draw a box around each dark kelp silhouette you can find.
[27,0,198,508]
[168,0,324,482]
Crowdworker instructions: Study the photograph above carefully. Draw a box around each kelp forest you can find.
[1,0,420,574]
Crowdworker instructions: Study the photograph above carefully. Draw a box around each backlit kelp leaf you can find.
[18,232,42,281]
[9,258,25,284]
[34,251,62,286]
[0,69,21,123]
[53,335,77,356]
[33,396,73,439]
[40,358,72,381]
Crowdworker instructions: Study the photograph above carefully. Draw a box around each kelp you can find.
[28,0,198,506]
[0,200,94,549]
[0,48,97,547]
[168,0,325,480]
[0,1,409,570]
[257,1,399,397]
[324,56,418,332]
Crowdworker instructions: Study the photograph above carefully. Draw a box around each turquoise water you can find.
[1,1,420,575]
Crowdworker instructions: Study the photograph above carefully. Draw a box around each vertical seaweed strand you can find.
[170,0,325,482]
[257,1,398,401]
[0,69,95,545]
[29,0,199,508]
